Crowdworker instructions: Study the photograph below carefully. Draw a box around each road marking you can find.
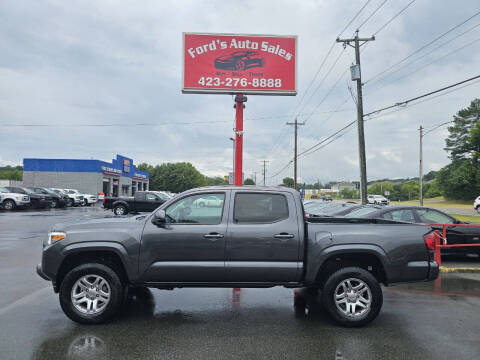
[0,287,51,316]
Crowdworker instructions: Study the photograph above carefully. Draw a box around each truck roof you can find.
[182,185,300,194]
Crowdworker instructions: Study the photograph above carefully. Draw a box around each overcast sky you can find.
[1,0,479,185]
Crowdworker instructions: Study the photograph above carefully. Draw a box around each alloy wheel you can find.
[71,275,111,315]
[334,277,372,318]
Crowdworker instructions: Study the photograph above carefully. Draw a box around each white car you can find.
[0,187,30,210]
[474,196,480,214]
[64,189,96,206]
[193,195,224,208]
[367,194,389,205]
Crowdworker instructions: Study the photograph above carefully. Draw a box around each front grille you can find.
[23,196,29,201]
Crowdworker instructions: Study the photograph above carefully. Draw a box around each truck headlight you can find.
[46,232,66,246]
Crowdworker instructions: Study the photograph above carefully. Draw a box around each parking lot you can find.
[0,206,478,359]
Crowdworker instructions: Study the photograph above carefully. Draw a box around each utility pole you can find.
[419,125,423,206]
[259,160,270,186]
[337,31,375,205]
[286,118,305,190]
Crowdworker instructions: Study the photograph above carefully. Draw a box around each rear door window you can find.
[382,209,416,222]
[234,193,289,223]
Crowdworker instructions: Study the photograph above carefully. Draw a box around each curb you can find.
[440,266,480,273]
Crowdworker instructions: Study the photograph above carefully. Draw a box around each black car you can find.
[49,188,72,207]
[214,51,264,71]
[6,186,53,209]
[344,205,480,256]
[27,187,67,208]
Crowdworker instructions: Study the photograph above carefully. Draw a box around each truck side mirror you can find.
[152,209,166,227]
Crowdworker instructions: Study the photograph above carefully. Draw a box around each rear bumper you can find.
[428,261,439,280]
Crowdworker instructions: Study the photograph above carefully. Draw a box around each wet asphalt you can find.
[1,206,480,360]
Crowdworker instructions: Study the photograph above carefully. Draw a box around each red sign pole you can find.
[234,94,246,186]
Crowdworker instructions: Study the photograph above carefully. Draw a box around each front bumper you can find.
[36,264,50,281]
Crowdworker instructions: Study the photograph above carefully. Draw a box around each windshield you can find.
[23,188,35,194]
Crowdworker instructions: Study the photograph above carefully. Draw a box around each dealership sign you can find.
[182,33,297,95]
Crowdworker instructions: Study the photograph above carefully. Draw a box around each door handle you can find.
[203,233,224,241]
[274,233,294,240]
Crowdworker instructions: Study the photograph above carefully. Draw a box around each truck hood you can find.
[51,215,147,233]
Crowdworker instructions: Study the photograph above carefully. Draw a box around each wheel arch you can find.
[312,247,389,287]
[55,243,132,293]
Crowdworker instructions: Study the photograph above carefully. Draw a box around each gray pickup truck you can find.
[37,186,439,326]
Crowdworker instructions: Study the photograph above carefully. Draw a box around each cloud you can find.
[0,0,479,185]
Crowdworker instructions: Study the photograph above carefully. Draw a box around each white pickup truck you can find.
[0,187,30,210]
[64,189,96,206]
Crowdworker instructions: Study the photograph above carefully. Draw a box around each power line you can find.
[365,9,480,86]
[365,78,480,121]
[381,36,480,86]
[364,74,480,117]
[294,48,346,124]
[290,0,373,118]
[356,0,389,31]
[366,22,480,87]
[423,120,455,136]
[373,0,416,35]
[297,119,357,158]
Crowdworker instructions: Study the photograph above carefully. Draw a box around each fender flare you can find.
[59,241,134,281]
[306,243,390,285]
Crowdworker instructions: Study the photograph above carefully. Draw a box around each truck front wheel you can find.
[59,263,124,324]
[321,266,382,327]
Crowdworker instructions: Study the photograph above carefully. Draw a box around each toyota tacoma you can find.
[37,186,439,326]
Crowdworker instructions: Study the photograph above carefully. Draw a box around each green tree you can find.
[138,162,206,193]
[0,165,23,181]
[282,177,294,188]
[244,178,255,185]
[205,176,228,186]
[437,99,480,200]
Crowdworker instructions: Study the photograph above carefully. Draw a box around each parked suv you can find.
[0,187,30,210]
[367,194,389,205]
[64,189,96,206]
[62,189,85,207]
[27,187,67,208]
[6,186,52,209]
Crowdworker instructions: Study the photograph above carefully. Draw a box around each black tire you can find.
[321,267,383,327]
[476,206,480,215]
[59,263,124,324]
[3,199,16,211]
[83,199,88,206]
[51,199,58,208]
[69,198,75,207]
[114,205,127,215]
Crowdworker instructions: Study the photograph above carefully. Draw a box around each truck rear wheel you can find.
[321,266,382,327]
[59,263,124,324]
[114,205,127,215]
